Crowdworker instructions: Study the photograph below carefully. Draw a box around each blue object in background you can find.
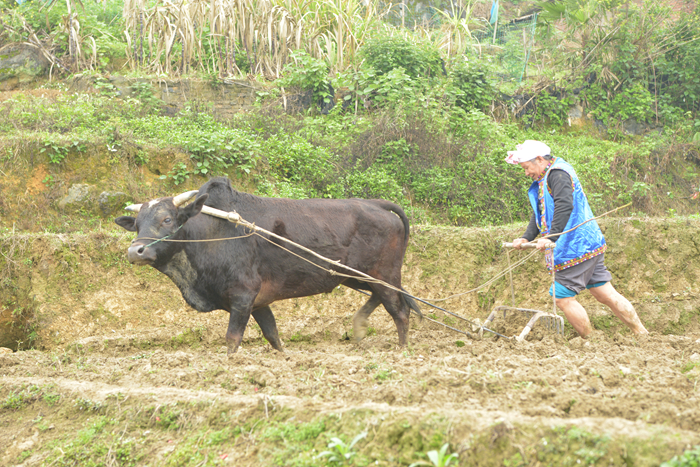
[490,0,499,24]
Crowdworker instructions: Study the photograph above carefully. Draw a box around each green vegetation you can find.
[0,378,696,466]
[1,82,698,230]
[0,0,698,232]
[662,446,700,467]
[317,431,367,465]
[409,443,459,467]
[1,384,61,410]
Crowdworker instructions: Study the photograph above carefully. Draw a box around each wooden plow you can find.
[479,242,565,341]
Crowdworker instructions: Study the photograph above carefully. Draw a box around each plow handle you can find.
[502,242,555,249]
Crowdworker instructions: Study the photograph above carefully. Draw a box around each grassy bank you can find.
[2,379,695,466]
[0,88,698,234]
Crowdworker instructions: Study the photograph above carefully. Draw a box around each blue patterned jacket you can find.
[527,158,606,271]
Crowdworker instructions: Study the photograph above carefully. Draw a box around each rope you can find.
[541,202,632,241]
[143,224,183,247]
[353,288,512,339]
[424,249,539,302]
[131,207,509,337]
[138,230,255,244]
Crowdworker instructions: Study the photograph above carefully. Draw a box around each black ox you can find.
[115,177,421,353]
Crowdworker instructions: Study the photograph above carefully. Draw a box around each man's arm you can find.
[515,169,573,250]
[521,213,539,242]
[548,169,574,242]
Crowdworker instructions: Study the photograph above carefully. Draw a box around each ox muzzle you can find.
[127,241,157,265]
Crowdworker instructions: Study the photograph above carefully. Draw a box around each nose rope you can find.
[134,224,184,248]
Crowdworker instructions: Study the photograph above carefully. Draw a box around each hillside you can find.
[1,0,700,465]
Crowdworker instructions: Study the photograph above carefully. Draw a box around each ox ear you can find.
[177,193,209,225]
[115,216,137,232]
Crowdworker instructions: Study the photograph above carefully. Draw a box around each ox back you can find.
[115,177,421,354]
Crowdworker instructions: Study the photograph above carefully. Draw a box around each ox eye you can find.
[164,217,172,224]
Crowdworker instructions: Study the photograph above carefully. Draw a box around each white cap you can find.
[505,140,551,164]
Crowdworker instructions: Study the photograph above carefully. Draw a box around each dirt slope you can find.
[1,218,700,465]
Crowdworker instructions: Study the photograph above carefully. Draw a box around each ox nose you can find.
[127,242,156,264]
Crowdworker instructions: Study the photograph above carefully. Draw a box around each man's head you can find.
[505,140,552,181]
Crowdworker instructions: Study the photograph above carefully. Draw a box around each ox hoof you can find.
[352,327,368,343]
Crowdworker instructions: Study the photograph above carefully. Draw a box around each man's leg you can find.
[588,282,648,335]
[555,296,592,338]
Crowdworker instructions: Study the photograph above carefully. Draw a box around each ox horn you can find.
[123,190,197,213]
[173,190,199,207]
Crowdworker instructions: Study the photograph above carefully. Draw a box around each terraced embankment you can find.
[1,218,699,465]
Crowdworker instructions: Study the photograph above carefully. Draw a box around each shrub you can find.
[262,134,337,192]
[278,50,332,108]
[531,89,574,127]
[359,33,444,79]
[344,165,403,202]
[449,58,495,111]
[337,65,424,111]
[657,16,700,115]
[584,82,655,126]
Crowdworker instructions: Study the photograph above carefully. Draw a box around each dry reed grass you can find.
[123,0,393,77]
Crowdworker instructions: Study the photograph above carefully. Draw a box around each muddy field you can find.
[1,219,700,466]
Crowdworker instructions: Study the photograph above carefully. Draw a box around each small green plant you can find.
[40,139,85,164]
[316,431,367,465]
[94,77,119,97]
[133,150,149,165]
[531,89,573,127]
[74,397,106,413]
[374,368,394,381]
[409,443,459,467]
[2,384,60,409]
[2,391,27,410]
[288,332,312,343]
[161,162,191,185]
[130,81,162,112]
[661,445,700,467]
[443,316,456,326]
[40,141,67,164]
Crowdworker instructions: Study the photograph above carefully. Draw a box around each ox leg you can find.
[375,288,410,346]
[353,294,382,342]
[252,306,284,352]
[225,306,252,355]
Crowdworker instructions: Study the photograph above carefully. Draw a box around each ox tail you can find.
[375,200,411,248]
[402,288,423,320]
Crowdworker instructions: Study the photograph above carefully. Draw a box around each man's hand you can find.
[512,238,529,250]
[536,238,555,251]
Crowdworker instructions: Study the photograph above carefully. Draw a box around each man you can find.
[507,140,648,338]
